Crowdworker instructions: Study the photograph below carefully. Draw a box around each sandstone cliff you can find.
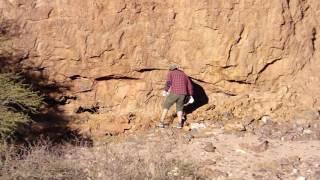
[1,0,319,136]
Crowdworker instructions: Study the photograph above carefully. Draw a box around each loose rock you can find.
[203,142,216,153]
[224,122,246,132]
[190,123,207,130]
[296,176,306,180]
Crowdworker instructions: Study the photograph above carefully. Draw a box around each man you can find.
[159,64,194,128]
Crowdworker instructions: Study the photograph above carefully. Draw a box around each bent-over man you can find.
[159,64,194,128]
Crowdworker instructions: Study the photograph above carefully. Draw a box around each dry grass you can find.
[0,140,203,180]
[0,141,88,179]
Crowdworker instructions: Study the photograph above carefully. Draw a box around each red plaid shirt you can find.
[164,70,193,95]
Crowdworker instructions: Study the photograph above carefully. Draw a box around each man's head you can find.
[169,64,178,71]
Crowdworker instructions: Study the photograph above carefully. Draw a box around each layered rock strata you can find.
[1,0,319,136]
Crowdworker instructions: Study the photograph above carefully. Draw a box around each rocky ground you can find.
[99,119,320,180]
[1,118,320,180]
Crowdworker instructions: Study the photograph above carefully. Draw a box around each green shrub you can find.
[0,73,43,139]
[0,106,28,138]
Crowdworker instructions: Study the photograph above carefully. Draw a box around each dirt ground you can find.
[104,123,320,180]
[2,119,319,180]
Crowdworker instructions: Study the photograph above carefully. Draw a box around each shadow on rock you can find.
[184,80,209,114]
[0,53,92,146]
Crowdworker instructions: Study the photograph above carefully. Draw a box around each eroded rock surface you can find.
[1,0,320,136]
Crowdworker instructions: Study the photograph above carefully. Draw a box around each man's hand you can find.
[162,91,169,96]
[188,96,195,104]
[184,96,195,106]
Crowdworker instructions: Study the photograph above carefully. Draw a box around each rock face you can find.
[1,0,319,136]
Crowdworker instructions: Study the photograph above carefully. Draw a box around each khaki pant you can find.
[162,93,186,112]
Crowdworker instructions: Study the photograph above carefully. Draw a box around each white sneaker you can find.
[176,122,183,129]
[157,122,165,128]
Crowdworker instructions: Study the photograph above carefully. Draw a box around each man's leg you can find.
[176,95,186,128]
[177,111,183,124]
[159,94,176,128]
[160,109,169,124]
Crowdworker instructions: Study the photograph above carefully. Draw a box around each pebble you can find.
[297,127,304,133]
[224,122,246,132]
[190,123,207,130]
[203,159,217,165]
[203,142,216,152]
[252,140,269,153]
[261,116,272,124]
[204,169,228,179]
[235,149,247,154]
[296,176,306,180]
[184,133,194,142]
[168,167,180,177]
[183,126,191,131]
[313,171,320,179]
[291,168,299,175]
[303,129,312,134]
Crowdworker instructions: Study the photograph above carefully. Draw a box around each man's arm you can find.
[187,77,193,96]
[164,72,172,92]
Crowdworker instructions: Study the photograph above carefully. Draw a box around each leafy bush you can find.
[0,106,28,138]
[0,73,43,139]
